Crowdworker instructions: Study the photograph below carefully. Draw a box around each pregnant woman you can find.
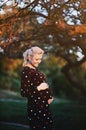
[21,46,54,130]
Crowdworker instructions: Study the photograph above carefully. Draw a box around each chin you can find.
[35,64,39,67]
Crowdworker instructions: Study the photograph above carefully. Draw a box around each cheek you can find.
[32,60,35,64]
[32,59,38,64]
[29,58,35,64]
[35,60,41,64]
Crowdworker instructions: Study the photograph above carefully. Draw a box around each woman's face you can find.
[30,54,43,67]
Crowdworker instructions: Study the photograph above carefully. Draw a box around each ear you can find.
[27,55,32,61]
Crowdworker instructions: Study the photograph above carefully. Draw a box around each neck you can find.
[26,61,36,69]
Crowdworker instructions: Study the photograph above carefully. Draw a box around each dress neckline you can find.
[24,66,36,70]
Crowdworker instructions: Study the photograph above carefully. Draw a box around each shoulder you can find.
[22,66,36,75]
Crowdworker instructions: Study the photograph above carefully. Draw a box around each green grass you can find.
[50,99,86,130]
[0,96,86,130]
[0,99,86,130]
[0,99,27,122]
[0,124,29,130]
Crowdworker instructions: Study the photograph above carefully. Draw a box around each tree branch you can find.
[56,20,86,36]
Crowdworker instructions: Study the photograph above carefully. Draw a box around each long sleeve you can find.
[21,68,39,99]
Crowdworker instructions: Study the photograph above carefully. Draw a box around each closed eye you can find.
[36,58,41,60]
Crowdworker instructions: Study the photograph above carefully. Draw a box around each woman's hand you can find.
[37,83,49,91]
[48,98,54,104]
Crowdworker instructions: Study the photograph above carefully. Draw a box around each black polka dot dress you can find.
[21,66,54,130]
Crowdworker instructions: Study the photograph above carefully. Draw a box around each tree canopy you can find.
[0,0,86,95]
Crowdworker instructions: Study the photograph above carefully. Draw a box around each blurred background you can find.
[0,0,86,130]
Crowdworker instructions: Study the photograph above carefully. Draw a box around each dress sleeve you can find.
[21,68,39,98]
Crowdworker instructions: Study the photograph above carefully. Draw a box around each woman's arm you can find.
[37,82,49,91]
[37,82,54,104]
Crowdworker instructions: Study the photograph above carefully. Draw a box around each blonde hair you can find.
[23,46,44,66]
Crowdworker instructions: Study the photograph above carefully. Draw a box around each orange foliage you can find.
[56,20,86,36]
[0,3,30,47]
[2,57,22,72]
